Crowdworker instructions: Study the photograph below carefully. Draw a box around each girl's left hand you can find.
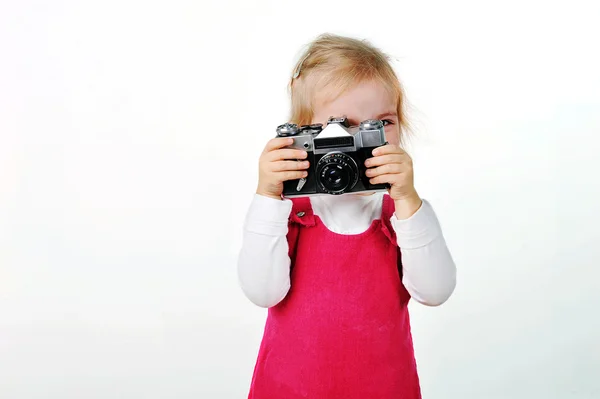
[364,144,419,202]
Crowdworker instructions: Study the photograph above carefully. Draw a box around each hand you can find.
[364,144,422,218]
[256,137,309,200]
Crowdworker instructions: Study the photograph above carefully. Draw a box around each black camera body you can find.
[276,116,389,198]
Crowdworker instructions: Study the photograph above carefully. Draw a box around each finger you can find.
[365,163,404,177]
[266,148,308,162]
[276,170,309,182]
[264,137,294,152]
[368,173,398,185]
[372,144,406,156]
[269,160,310,172]
[364,154,406,168]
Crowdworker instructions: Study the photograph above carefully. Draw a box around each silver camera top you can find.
[276,115,386,154]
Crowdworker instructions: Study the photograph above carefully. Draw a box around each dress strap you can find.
[288,197,316,227]
[379,194,398,246]
[286,196,315,262]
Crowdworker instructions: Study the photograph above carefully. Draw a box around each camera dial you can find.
[359,119,383,130]
[309,123,323,134]
[276,123,300,136]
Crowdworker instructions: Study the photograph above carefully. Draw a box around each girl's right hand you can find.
[256,137,309,200]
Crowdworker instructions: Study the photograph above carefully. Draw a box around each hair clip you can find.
[292,52,311,79]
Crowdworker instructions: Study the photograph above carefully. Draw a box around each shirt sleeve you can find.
[390,199,457,306]
[237,194,294,308]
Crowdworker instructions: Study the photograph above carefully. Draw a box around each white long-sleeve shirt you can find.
[237,192,456,308]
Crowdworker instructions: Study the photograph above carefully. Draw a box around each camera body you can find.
[276,116,390,198]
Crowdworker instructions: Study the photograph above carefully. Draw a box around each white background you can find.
[1,0,599,398]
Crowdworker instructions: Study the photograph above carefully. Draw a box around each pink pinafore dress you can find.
[248,194,421,398]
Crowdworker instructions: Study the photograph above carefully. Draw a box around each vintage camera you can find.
[276,116,390,197]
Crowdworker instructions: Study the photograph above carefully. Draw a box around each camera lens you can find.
[324,165,347,189]
[316,152,359,194]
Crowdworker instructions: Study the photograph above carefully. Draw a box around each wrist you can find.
[256,187,282,201]
[393,191,422,220]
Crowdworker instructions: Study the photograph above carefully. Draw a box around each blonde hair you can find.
[288,33,410,142]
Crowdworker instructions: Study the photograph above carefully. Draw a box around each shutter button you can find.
[296,211,305,217]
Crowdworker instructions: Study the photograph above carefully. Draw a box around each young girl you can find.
[237,33,456,399]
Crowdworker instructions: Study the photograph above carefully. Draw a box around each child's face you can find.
[311,79,400,146]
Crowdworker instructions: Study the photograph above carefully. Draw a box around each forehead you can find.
[313,79,396,123]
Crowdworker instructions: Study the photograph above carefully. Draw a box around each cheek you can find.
[385,127,400,146]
